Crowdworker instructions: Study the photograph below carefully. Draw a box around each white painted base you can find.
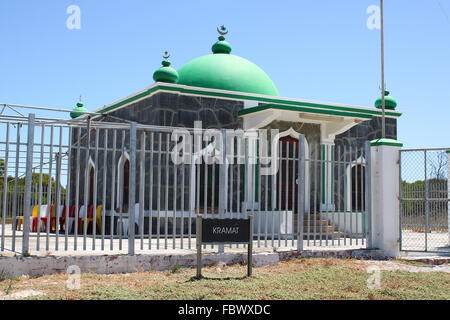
[370,144,401,257]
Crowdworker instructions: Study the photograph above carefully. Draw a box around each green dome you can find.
[153,60,179,83]
[375,90,397,110]
[70,101,88,119]
[177,36,279,96]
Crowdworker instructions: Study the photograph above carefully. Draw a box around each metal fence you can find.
[399,148,449,252]
[0,114,371,255]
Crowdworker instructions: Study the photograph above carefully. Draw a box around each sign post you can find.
[196,215,254,278]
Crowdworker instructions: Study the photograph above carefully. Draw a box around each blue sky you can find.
[0,0,449,148]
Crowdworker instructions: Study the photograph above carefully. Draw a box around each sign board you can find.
[196,215,253,278]
[201,218,250,244]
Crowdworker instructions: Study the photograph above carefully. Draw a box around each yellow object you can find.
[17,205,38,231]
[95,205,103,233]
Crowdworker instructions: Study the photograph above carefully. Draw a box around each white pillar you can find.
[321,141,335,212]
[370,138,403,257]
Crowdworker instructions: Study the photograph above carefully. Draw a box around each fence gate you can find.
[399,148,449,252]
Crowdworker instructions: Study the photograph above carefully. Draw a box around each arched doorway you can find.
[277,135,299,213]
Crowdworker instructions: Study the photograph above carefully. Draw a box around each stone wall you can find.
[68,92,244,223]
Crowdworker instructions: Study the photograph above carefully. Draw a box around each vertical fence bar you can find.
[74,127,81,250]
[22,113,35,255]
[128,122,136,255]
[36,124,45,250]
[218,129,227,253]
[64,127,72,251]
[139,130,145,250]
[172,139,177,250]
[164,133,169,250]
[82,119,91,250]
[148,132,154,250]
[118,130,125,250]
[297,135,305,251]
[157,133,161,250]
[55,127,63,251]
[46,125,54,251]
[92,127,99,250]
[101,128,108,250]
[1,123,10,251]
[180,156,185,250]
[11,123,21,251]
[110,130,117,250]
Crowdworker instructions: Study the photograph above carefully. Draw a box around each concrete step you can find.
[303,225,339,233]
[303,219,329,226]
[302,232,342,240]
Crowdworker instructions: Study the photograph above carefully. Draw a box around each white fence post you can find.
[128,122,137,255]
[370,138,403,257]
[447,149,450,246]
[22,113,35,255]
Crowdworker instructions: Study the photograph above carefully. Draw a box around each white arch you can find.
[276,128,310,213]
[345,156,366,211]
[117,152,130,209]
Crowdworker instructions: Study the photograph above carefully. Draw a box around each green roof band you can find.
[93,84,403,119]
[370,138,403,147]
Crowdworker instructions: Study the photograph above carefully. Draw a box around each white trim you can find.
[117,152,130,209]
[345,156,366,211]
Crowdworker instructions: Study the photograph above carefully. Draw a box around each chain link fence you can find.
[400,148,449,252]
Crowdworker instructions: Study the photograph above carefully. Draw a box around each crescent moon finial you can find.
[217,25,228,36]
[163,51,170,60]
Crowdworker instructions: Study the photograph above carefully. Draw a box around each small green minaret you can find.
[70,96,88,119]
[153,51,179,83]
[375,90,397,110]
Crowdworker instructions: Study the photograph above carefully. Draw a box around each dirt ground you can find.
[0,258,449,300]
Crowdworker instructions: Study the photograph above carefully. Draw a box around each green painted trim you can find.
[91,84,403,120]
[370,138,403,147]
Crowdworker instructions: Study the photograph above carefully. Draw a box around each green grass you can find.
[8,258,449,300]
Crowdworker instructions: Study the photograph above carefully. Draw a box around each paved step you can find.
[302,232,342,240]
[303,225,339,233]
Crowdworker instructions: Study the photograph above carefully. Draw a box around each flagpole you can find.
[380,0,386,138]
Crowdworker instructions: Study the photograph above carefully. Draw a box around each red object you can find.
[58,206,67,232]
[39,205,55,232]
[30,205,55,232]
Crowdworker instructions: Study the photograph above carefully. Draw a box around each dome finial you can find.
[153,50,179,83]
[163,51,170,60]
[212,25,232,54]
[217,25,228,37]
[71,96,88,119]
[374,88,397,110]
